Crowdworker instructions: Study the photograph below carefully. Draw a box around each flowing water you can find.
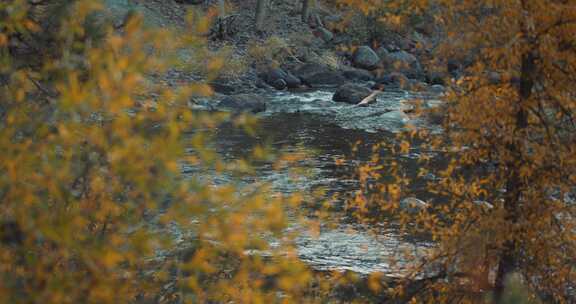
[184,88,442,277]
[101,0,440,277]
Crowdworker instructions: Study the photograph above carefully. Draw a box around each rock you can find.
[342,67,374,82]
[271,78,287,90]
[375,72,410,88]
[375,47,390,61]
[332,83,372,104]
[317,27,334,42]
[399,197,429,214]
[283,72,301,88]
[303,71,347,87]
[209,81,237,95]
[291,62,326,78]
[217,94,267,113]
[352,46,380,70]
[261,67,301,90]
[487,71,501,85]
[255,78,273,89]
[382,50,423,79]
[292,63,346,88]
[426,71,446,85]
[430,84,446,94]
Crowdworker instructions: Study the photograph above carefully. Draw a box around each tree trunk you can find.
[255,0,266,32]
[301,0,310,23]
[216,0,226,39]
[493,51,535,303]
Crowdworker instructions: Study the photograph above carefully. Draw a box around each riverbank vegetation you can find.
[342,0,576,302]
[1,1,312,302]
[1,0,575,303]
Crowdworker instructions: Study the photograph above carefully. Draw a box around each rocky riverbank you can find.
[105,0,450,114]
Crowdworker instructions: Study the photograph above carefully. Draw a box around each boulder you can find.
[375,72,410,88]
[209,81,237,95]
[255,78,274,90]
[283,72,302,88]
[271,78,287,90]
[261,67,301,90]
[254,78,273,90]
[332,83,373,104]
[352,46,380,70]
[382,50,423,79]
[303,71,347,87]
[342,67,374,82]
[291,62,326,78]
[375,47,390,62]
[292,63,346,88]
[217,94,267,113]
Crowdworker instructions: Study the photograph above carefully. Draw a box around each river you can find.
[183,88,442,277]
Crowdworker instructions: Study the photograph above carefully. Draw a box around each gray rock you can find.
[342,67,374,82]
[291,62,327,78]
[375,72,410,88]
[217,94,267,113]
[209,81,237,95]
[352,46,380,70]
[292,63,346,88]
[487,71,501,84]
[375,47,390,61]
[283,72,302,88]
[430,84,446,94]
[332,83,372,104]
[382,50,423,79]
[303,71,347,87]
[271,78,287,90]
[261,67,301,90]
[255,78,273,89]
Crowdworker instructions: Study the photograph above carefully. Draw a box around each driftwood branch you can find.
[356,90,382,107]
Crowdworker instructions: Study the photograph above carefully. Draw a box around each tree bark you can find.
[493,51,535,303]
[301,0,311,23]
[216,0,226,39]
[255,0,266,32]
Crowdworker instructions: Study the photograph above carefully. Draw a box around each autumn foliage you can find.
[0,1,315,303]
[340,0,576,302]
[2,0,576,303]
